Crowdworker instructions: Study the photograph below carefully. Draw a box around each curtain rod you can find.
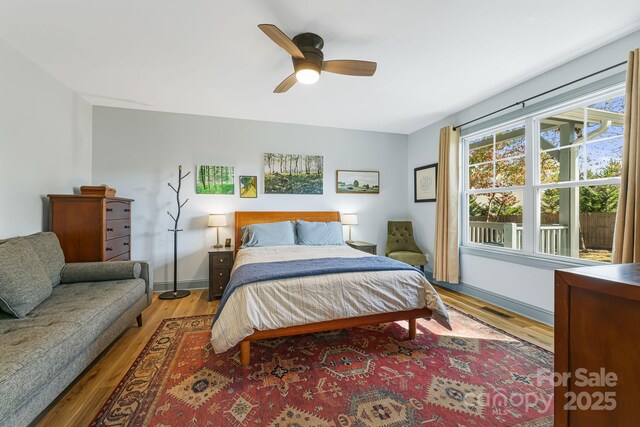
[452,60,628,131]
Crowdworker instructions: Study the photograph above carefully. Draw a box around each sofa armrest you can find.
[61,261,141,284]
[137,261,153,306]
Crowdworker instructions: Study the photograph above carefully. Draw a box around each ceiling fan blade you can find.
[274,73,297,93]
[258,24,305,60]
[322,60,377,76]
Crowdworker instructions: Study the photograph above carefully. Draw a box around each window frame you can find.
[461,84,624,266]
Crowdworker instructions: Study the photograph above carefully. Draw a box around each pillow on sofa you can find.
[23,232,65,287]
[0,239,52,318]
[61,261,141,283]
[296,219,345,245]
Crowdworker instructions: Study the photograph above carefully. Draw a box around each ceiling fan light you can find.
[295,68,320,85]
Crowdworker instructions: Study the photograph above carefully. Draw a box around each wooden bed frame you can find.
[233,211,433,366]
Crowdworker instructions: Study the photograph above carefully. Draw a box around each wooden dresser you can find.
[555,263,640,426]
[48,194,134,262]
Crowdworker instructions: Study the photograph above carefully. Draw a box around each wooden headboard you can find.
[234,211,341,254]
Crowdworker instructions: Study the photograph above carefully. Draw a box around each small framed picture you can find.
[414,163,438,202]
[336,170,380,194]
[224,238,232,247]
[239,175,257,198]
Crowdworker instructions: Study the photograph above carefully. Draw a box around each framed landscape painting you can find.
[196,165,235,195]
[239,175,257,198]
[336,170,380,194]
[414,163,437,202]
[264,153,323,194]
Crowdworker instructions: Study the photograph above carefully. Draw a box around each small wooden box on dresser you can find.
[555,263,640,426]
[209,248,234,301]
[48,194,134,262]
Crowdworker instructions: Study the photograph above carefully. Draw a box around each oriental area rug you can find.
[92,308,554,426]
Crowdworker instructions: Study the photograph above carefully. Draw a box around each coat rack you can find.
[159,165,191,300]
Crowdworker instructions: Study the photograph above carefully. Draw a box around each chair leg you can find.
[240,341,251,366]
[408,318,417,340]
[136,314,143,327]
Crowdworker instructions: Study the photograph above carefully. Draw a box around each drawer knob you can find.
[124,225,130,229]
[107,228,113,232]
[219,259,224,262]
[106,247,112,251]
[106,208,113,212]
[123,242,129,246]
[124,209,131,212]
[219,272,223,276]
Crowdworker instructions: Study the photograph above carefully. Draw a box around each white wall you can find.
[0,38,92,238]
[92,107,408,285]
[408,29,640,315]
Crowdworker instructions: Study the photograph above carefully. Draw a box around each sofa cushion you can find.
[0,278,146,422]
[61,261,141,283]
[23,232,66,287]
[0,239,52,318]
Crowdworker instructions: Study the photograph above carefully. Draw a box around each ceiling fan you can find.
[258,24,377,93]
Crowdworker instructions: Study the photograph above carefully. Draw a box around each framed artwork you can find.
[264,153,323,194]
[239,175,257,198]
[414,163,437,202]
[336,170,380,194]
[196,165,235,195]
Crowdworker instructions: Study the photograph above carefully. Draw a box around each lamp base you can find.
[158,290,191,300]
[213,244,223,248]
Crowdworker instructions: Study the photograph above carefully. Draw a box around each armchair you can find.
[385,221,427,271]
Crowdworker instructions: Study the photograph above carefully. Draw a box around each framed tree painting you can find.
[264,153,323,194]
[336,170,380,194]
[196,165,235,195]
[414,163,437,202]
[239,175,257,198]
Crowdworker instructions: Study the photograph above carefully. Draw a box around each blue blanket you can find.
[213,256,420,324]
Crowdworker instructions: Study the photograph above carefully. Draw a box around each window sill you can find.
[459,245,605,271]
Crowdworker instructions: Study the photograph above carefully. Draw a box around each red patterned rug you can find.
[92,307,553,426]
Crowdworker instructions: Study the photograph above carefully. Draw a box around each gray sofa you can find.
[0,232,152,427]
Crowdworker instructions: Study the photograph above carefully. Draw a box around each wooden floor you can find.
[34,287,553,426]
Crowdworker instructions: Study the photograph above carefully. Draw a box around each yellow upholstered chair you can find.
[385,221,427,271]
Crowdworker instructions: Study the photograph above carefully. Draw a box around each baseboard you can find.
[425,269,554,326]
[153,280,208,293]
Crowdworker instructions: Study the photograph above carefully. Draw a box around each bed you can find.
[210,211,450,366]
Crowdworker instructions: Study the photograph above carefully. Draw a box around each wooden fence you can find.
[470,212,616,250]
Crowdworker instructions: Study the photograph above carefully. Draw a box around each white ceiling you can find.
[1,1,640,134]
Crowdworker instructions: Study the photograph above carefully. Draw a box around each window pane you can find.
[496,157,525,187]
[468,191,523,250]
[468,163,493,189]
[539,146,584,184]
[468,135,493,165]
[538,185,619,262]
[496,125,526,159]
[539,110,581,150]
[583,138,623,179]
[586,95,625,141]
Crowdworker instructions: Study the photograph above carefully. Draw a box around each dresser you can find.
[209,248,234,301]
[555,263,640,426]
[48,195,134,262]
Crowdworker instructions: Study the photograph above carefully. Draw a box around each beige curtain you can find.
[434,125,460,283]
[613,48,640,264]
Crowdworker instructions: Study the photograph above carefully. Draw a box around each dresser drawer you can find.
[210,252,233,267]
[106,201,131,220]
[107,252,130,261]
[105,235,130,259]
[211,268,230,292]
[106,219,131,240]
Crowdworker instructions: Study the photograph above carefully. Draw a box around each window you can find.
[463,87,625,263]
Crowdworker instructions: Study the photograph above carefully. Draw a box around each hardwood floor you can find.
[33,287,553,426]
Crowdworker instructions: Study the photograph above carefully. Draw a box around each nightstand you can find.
[346,241,377,255]
[208,248,234,301]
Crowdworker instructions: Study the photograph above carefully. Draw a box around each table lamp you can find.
[341,213,358,242]
[208,214,227,248]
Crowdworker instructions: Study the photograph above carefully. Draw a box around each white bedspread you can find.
[210,245,450,353]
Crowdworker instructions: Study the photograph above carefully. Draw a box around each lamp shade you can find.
[341,213,358,225]
[208,214,227,227]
